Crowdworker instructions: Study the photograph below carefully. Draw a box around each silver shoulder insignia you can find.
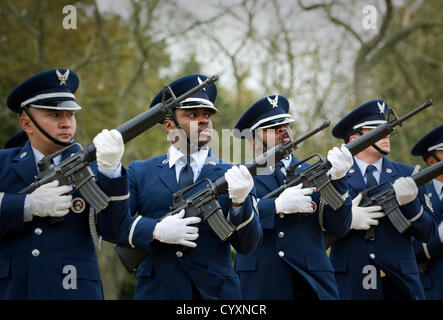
[424,193,434,213]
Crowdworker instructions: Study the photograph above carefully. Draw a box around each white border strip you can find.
[236,210,255,231]
[408,206,423,223]
[428,142,443,152]
[110,193,130,201]
[353,120,386,130]
[0,192,4,212]
[423,243,431,259]
[21,92,76,107]
[251,114,294,131]
[128,216,142,248]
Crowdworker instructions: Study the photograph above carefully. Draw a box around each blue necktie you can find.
[178,156,193,189]
[274,161,286,186]
[365,165,378,188]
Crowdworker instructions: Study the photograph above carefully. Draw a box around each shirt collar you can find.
[167,145,209,168]
[281,154,292,169]
[354,157,383,176]
[31,146,62,166]
[270,154,292,171]
[433,179,443,197]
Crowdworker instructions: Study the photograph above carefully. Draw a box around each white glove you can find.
[29,180,72,217]
[327,145,354,180]
[393,177,418,206]
[350,193,384,230]
[152,209,201,248]
[225,165,254,204]
[93,129,124,169]
[275,183,315,214]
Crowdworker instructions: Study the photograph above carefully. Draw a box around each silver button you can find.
[34,228,42,235]
[32,249,40,257]
[278,232,285,238]
[176,251,183,258]
[369,253,375,259]
[279,213,284,219]
[20,152,27,158]
[278,251,284,257]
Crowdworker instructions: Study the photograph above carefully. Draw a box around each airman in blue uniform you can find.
[0,69,132,299]
[127,75,262,300]
[411,125,443,299]
[233,95,353,299]
[329,100,436,299]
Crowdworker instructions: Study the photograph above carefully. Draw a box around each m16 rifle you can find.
[363,160,443,241]
[324,160,443,249]
[114,120,331,273]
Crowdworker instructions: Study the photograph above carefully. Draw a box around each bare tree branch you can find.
[392,48,424,101]
[4,0,39,37]
[367,21,443,66]
[402,0,424,27]
[298,0,363,44]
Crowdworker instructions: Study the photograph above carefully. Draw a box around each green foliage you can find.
[367,0,443,167]
[1,0,441,300]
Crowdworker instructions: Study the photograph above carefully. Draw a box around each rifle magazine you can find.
[317,180,345,210]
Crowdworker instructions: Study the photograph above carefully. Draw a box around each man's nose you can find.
[59,114,72,127]
[276,125,288,134]
[198,114,209,124]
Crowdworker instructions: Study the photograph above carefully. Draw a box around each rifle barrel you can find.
[213,121,330,195]
[412,161,443,187]
[344,100,434,156]
[116,75,219,144]
[393,100,433,126]
[82,75,219,162]
[292,120,331,147]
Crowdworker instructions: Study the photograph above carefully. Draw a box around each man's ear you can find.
[348,134,359,143]
[425,155,437,167]
[163,119,176,133]
[19,114,33,134]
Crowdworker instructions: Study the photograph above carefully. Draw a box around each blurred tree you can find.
[0,0,172,299]
[1,0,441,299]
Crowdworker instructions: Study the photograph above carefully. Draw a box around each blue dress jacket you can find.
[235,155,352,299]
[413,182,443,299]
[0,141,131,299]
[127,151,262,300]
[329,157,436,300]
